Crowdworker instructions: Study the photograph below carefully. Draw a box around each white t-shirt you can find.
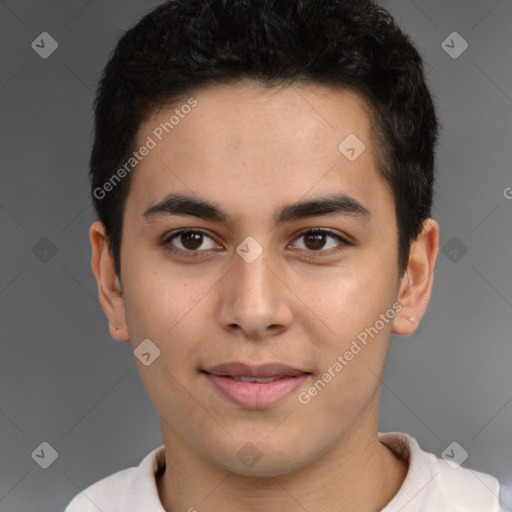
[65,432,510,511]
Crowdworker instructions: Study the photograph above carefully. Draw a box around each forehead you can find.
[125,81,390,223]
[146,80,375,155]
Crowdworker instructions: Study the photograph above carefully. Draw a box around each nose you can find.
[215,244,293,340]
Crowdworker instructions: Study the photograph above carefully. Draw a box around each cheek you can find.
[299,262,398,404]
[302,266,396,343]
[120,242,210,338]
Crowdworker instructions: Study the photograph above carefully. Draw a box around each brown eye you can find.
[179,231,204,250]
[291,229,349,255]
[303,232,329,250]
[164,229,219,253]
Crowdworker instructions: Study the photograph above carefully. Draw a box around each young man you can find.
[66,0,511,510]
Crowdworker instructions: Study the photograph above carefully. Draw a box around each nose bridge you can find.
[216,240,293,336]
[233,243,277,308]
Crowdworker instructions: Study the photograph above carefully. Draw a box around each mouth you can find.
[201,362,312,409]
[226,375,289,383]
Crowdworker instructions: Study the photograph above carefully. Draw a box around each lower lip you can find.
[202,372,310,409]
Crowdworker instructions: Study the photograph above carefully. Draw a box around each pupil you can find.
[306,233,325,250]
[182,232,203,250]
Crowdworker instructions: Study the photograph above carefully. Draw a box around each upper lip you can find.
[203,362,309,378]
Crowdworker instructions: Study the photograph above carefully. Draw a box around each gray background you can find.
[0,1,511,511]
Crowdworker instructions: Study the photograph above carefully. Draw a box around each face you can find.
[91,80,437,477]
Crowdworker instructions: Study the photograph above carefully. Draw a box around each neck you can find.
[156,413,408,512]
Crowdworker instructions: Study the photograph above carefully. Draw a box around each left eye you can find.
[290,229,347,252]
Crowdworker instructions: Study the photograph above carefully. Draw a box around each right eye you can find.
[162,229,223,256]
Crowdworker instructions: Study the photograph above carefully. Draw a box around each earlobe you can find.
[393,218,440,336]
[89,221,130,342]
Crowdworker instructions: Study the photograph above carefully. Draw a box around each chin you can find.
[209,443,316,478]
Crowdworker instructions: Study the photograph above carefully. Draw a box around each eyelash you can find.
[161,228,351,259]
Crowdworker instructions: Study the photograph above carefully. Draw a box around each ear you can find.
[393,218,440,336]
[89,220,130,342]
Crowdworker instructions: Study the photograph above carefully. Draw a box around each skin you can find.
[90,80,439,512]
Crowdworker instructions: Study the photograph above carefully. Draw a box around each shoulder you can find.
[499,483,512,511]
[64,445,166,512]
[438,467,512,512]
[380,432,502,511]
[433,457,501,510]
[64,466,137,512]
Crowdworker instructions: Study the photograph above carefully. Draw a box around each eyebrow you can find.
[142,192,371,225]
